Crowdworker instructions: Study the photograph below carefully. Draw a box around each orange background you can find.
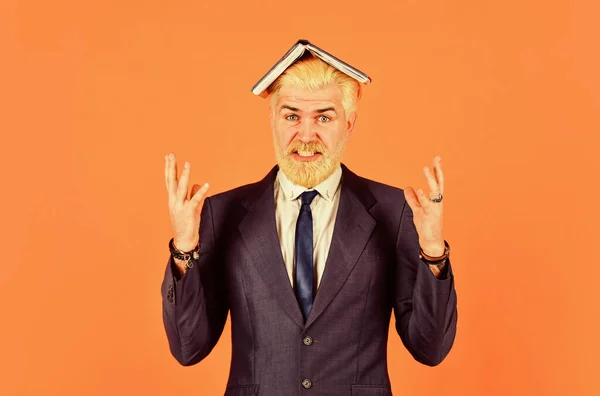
[1,0,599,395]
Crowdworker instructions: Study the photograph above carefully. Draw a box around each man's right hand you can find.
[164,153,210,272]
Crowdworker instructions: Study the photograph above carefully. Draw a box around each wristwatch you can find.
[169,238,200,269]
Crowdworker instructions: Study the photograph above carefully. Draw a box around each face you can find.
[270,83,357,188]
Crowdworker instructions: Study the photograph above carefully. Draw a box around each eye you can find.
[318,115,331,122]
[286,114,299,121]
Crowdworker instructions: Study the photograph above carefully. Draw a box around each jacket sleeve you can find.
[393,200,458,366]
[160,196,229,366]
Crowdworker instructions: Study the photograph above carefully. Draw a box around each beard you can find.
[275,138,347,188]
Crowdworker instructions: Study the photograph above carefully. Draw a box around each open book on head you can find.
[251,39,372,98]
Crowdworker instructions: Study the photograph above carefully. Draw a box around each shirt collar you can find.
[277,165,342,202]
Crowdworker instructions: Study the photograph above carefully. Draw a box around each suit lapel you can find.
[237,164,377,330]
[238,166,305,329]
[305,164,376,328]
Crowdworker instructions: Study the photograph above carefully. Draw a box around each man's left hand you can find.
[404,156,445,257]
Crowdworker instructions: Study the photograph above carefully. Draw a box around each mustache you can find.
[285,141,329,155]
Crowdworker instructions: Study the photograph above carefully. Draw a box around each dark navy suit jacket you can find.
[161,164,458,396]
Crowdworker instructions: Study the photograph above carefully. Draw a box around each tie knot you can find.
[300,190,319,206]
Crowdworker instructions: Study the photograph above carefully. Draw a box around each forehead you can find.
[275,83,342,111]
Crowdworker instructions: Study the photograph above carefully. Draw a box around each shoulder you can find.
[342,164,407,207]
[206,180,262,209]
[342,165,410,237]
[204,166,278,211]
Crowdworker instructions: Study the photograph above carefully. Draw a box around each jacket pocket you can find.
[224,384,258,396]
[351,384,392,396]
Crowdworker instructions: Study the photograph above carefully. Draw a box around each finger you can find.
[404,186,421,211]
[433,156,444,195]
[164,154,169,191]
[190,183,202,199]
[166,153,178,203]
[423,165,440,199]
[190,183,210,206]
[176,161,190,203]
[416,188,432,213]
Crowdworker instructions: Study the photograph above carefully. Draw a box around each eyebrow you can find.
[280,105,300,112]
[315,107,337,114]
[279,105,337,114]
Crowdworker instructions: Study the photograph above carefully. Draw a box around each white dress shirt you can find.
[274,166,343,290]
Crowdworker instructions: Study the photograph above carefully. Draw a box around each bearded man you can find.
[161,45,458,396]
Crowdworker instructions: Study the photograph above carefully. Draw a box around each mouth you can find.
[290,150,322,162]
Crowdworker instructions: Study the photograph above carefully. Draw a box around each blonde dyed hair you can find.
[267,54,362,116]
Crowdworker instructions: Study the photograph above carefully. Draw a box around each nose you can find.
[297,119,317,143]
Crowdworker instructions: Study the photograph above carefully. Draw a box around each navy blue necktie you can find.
[295,190,319,321]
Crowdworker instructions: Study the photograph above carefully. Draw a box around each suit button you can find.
[303,336,313,346]
[301,379,312,389]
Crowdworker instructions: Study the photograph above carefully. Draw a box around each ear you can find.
[346,111,357,141]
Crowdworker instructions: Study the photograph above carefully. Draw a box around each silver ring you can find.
[430,193,443,203]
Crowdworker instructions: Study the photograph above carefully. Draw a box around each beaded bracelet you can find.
[168,238,200,269]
